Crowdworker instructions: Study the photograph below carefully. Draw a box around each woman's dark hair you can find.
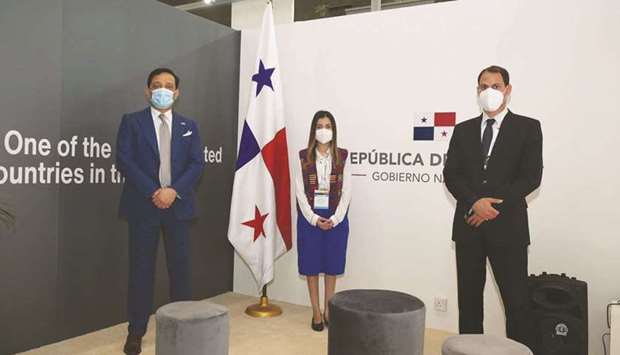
[147,68,180,88]
[306,110,340,165]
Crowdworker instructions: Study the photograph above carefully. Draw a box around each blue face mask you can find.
[150,88,175,109]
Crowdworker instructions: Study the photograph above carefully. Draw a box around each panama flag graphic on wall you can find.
[413,112,456,141]
[227,3,292,291]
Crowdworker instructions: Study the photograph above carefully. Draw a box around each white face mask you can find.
[315,128,333,144]
[478,88,504,112]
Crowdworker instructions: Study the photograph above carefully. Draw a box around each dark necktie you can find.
[481,118,496,167]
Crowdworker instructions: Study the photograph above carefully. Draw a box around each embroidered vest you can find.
[299,148,348,213]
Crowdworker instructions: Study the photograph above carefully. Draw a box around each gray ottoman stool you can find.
[328,289,426,355]
[442,334,533,355]
[156,300,229,355]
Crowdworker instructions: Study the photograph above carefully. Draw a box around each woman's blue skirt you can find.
[297,208,349,276]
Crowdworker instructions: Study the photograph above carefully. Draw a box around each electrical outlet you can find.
[434,297,448,312]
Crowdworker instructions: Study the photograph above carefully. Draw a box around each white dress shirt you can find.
[481,107,508,156]
[151,107,173,149]
[295,148,352,227]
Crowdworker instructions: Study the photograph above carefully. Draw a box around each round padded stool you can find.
[156,300,229,355]
[442,334,533,355]
[328,289,426,355]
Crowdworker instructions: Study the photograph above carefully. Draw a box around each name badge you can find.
[314,190,329,210]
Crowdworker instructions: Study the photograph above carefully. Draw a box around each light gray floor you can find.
[19,292,453,355]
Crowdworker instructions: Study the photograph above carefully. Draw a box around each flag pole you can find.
[233,0,287,319]
[245,284,283,317]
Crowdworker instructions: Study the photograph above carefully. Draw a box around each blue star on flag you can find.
[252,60,275,96]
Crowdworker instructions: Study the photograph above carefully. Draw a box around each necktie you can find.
[481,118,496,168]
[158,113,171,187]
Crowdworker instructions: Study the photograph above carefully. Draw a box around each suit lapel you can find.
[138,107,159,157]
[171,112,184,165]
[469,115,484,165]
[487,110,514,168]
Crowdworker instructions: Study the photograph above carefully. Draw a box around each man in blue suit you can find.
[116,68,204,355]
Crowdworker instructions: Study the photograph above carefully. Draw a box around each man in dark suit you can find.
[116,68,204,355]
[443,65,543,346]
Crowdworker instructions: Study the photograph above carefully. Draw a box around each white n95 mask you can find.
[478,88,504,112]
[315,128,333,144]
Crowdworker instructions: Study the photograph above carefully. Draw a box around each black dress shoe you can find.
[323,313,329,327]
[311,316,324,332]
[123,334,142,355]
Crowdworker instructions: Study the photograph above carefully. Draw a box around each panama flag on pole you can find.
[227,2,292,291]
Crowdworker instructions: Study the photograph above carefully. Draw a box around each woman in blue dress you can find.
[295,110,352,332]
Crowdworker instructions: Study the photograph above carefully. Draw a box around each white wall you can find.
[234,1,620,354]
[231,0,294,30]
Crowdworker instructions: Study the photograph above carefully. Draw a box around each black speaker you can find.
[528,272,588,355]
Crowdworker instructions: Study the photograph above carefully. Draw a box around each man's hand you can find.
[472,197,503,220]
[152,187,177,209]
[467,214,487,227]
[317,217,334,231]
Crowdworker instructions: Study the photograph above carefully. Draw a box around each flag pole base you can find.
[245,296,282,318]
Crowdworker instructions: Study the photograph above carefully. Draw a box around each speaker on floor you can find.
[528,272,588,355]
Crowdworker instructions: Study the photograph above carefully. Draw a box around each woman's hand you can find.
[317,217,334,230]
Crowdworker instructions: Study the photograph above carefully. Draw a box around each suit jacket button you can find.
[482,180,487,184]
